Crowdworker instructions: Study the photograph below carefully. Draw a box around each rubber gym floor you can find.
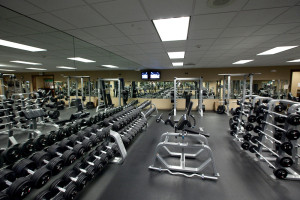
[77,110,300,200]
[2,109,300,200]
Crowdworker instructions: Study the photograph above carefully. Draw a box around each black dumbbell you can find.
[77,130,102,145]
[88,150,109,166]
[96,143,119,159]
[18,139,35,157]
[31,151,64,175]
[81,156,105,171]
[12,159,51,188]
[49,129,67,141]
[0,192,9,200]
[35,190,55,200]
[47,145,76,166]
[59,138,86,157]
[73,162,96,179]
[49,179,78,200]
[47,131,59,145]
[33,135,48,151]
[0,169,32,200]
[62,169,89,190]
[1,145,21,164]
[68,135,93,151]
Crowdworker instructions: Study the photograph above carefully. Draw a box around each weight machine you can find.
[97,78,126,110]
[173,77,204,117]
[218,73,259,115]
[65,76,94,110]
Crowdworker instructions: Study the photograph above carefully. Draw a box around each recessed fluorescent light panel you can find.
[287,59,300,62]
[0,64,7,67]
[67,57,95,63]
[233,60,254,64]
[56,66,77,69]
[0,39,46,52]
[153,17,190,41]
[10,60,42,65]
[102,65,119,68]
[172,62,184,66]
[26,68,47,71]
[257,46,298,55]
[0,69,15,71]
[168,52,185,59]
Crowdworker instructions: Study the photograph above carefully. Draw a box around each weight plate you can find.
[273,168,288,179]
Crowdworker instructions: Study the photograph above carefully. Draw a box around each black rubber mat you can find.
[76,111,300,200]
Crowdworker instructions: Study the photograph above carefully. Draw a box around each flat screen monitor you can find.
[141,72,149,80]
[150,71,160,80]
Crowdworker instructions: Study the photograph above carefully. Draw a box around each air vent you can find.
[207,0,235,8]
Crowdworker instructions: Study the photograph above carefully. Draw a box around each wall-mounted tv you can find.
[141,72,149,80]
[150,71,160,80]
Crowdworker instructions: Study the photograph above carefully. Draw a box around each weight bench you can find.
[149,102,219,180]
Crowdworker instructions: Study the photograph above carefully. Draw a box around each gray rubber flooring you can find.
[76,111,300,200]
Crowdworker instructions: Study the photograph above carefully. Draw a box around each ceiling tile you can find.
[141,0,193,19]
[84,25,124,39]
[51,6,109,28]
[269,33,300,42]
[29,13,75,30]
[163,41,186,49]
[190,12,237,30]
[194,0,247,15]
[116,21,156,36]
[271,6,300,24]
[243,0,299,10]
[93,0,148,23]
[27,0,86,11]
[137,43,164,50]
[101,37,133,45]
[0,21,39,35]
[229,7,288,27]
[288,25,300,33]
[65,29,97,40]
[84,39,109,47]
[220,26,261,37]
[253,23,300,35]
[0,0,43,14]
[85,0,115,3]
[188,29,223,39]
[128,34,160,43]
[214,37,245,45]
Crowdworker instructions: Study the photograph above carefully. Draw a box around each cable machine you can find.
[173,77,204,117]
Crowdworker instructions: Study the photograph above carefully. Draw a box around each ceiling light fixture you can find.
[102,65,119,68]
[0,39,46,52]
[0,69,16,72]
[257,46,298,55]
[287,59,300,62]
[168,51,185,59]
[172,62,184,66]
[67,57,95,63]
[233,60,254,64]
[10,60,42,65]
[26,68,47,71]
[153,17,190,41]
[56,66,77,69]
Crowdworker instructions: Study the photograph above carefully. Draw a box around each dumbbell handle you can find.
[78,168,88,173]
[57,186,66,193]
[26,168,35,175]
[70,177,79,182]
[86,161,95,166]
[56,152,63,157]
[43,159,49,164]
[4,180,12,186]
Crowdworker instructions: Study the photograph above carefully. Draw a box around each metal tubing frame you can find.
[98,78,121,107]
[173,77,203,117]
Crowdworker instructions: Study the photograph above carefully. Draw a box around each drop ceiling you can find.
[0,0,300,72]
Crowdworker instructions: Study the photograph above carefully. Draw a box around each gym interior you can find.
[0,1,300,200]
